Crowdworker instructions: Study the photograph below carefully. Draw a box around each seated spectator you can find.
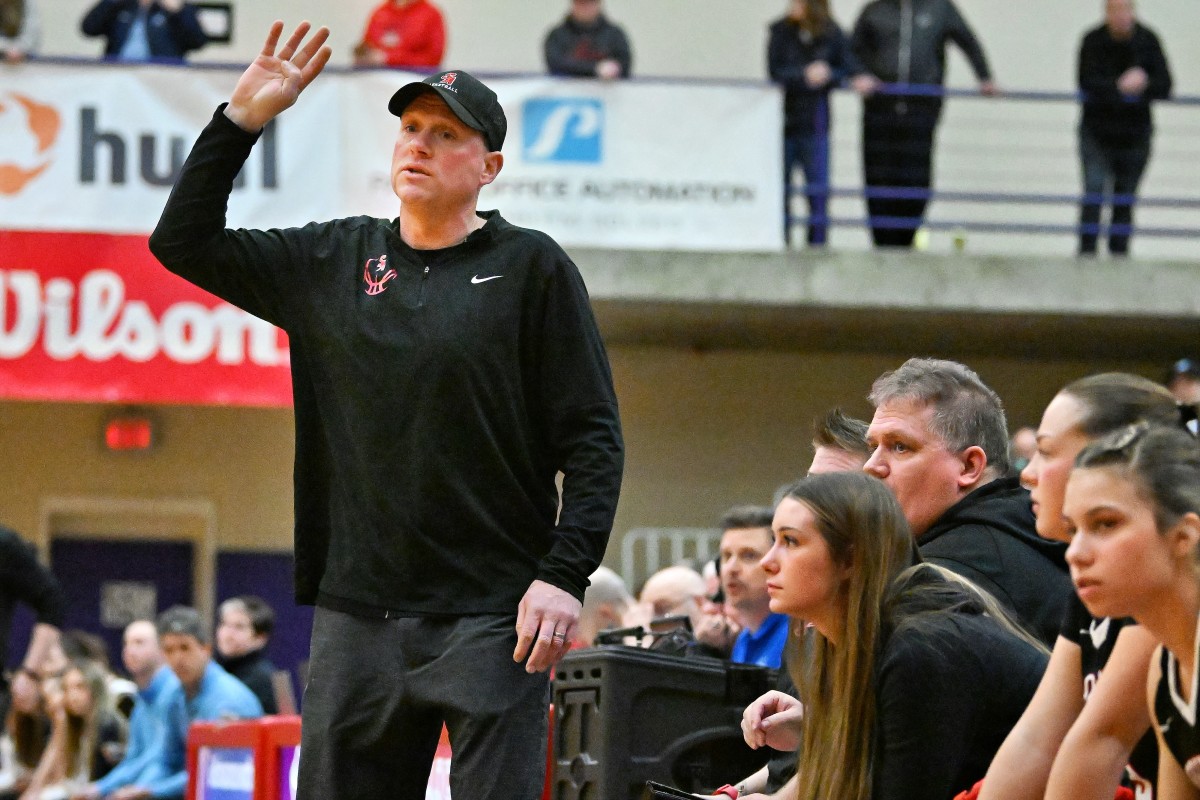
[214,596,277,715]
[0,673,48,800]
[767,0,868,247]
[543,0,631,80]
[19,661,125,800]
[352,0,445,69]
[865,357,1071,646]
[1,524,66,737]
[741,472,1047,800]
[809,408,871,475]
[59,632,134,722]
[718,506,788,669]
[0,0,39,63]
[79,0,206,63]
[70,620,179,800]
[629,564,738,658]
[1008,425,1037,475]
[630,565,707,634]
[1165,357,1200,405]
[576,566,633,648]
[86,608,261,800]
[694,557,743,657]
[704,411,873,799]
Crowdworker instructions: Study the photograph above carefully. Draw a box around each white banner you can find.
[1,64,783,251]
[0,63,340,233]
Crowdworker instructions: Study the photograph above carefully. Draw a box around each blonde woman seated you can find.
[737,472,1048,800]
[19,662,124,800]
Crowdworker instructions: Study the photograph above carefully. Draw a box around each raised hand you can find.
[225,21,332,133]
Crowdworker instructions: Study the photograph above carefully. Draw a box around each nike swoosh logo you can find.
[471,275,503,284]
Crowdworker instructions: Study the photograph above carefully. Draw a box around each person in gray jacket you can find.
[851,0,996,248]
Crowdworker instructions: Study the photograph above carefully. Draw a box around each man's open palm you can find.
[226,21,331,132]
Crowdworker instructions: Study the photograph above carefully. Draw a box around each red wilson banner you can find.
[0,230,292,407]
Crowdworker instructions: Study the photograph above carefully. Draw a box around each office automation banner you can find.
[0,64,781,405]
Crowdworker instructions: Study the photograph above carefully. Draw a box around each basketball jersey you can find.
[1153,616,1200,789]
[1062,594,1157,797]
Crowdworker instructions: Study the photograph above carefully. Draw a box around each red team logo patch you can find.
[363,255,396,296]
[441,72,457,86]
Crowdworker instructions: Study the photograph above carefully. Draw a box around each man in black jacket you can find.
[1076,0,1172,256]
[148,22,624,800]
[851,0,995,247]
[864,358,1069,646]
[215,596,279,714]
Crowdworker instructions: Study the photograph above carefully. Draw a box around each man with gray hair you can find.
[864,357,1069,645]
[576,566,632,647]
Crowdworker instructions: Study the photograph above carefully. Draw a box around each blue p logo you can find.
[522,98,603,164]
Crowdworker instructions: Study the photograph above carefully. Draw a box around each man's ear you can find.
[957,445,988,488]
[480,152,503,186]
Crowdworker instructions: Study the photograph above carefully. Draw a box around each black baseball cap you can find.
[388,70,507,153]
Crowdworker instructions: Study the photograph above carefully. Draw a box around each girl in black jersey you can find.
[740,472,1047,800]
[981,374,1178,800]
[1063,423,1200,800]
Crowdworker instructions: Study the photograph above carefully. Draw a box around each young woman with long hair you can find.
[1062,423,1200,800]
[978,373,1181,800]
[741,471,1047,800]
[18,661,124,800]
[0,674,49,800]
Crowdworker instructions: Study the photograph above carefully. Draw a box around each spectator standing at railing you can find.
[767,0,870,247]
[1076,0,1172,257]
[851,0,996,248]
[79,0,206,63]
[352,0,444,69]
[544,0,632,80]
[0,0,39,64]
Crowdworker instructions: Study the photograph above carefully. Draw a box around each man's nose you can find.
[405,130,433,154]
[863,448,887,477]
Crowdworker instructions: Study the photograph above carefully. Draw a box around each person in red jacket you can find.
[353,0,445,68]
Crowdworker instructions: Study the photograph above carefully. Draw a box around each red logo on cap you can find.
[441,72,457,86]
